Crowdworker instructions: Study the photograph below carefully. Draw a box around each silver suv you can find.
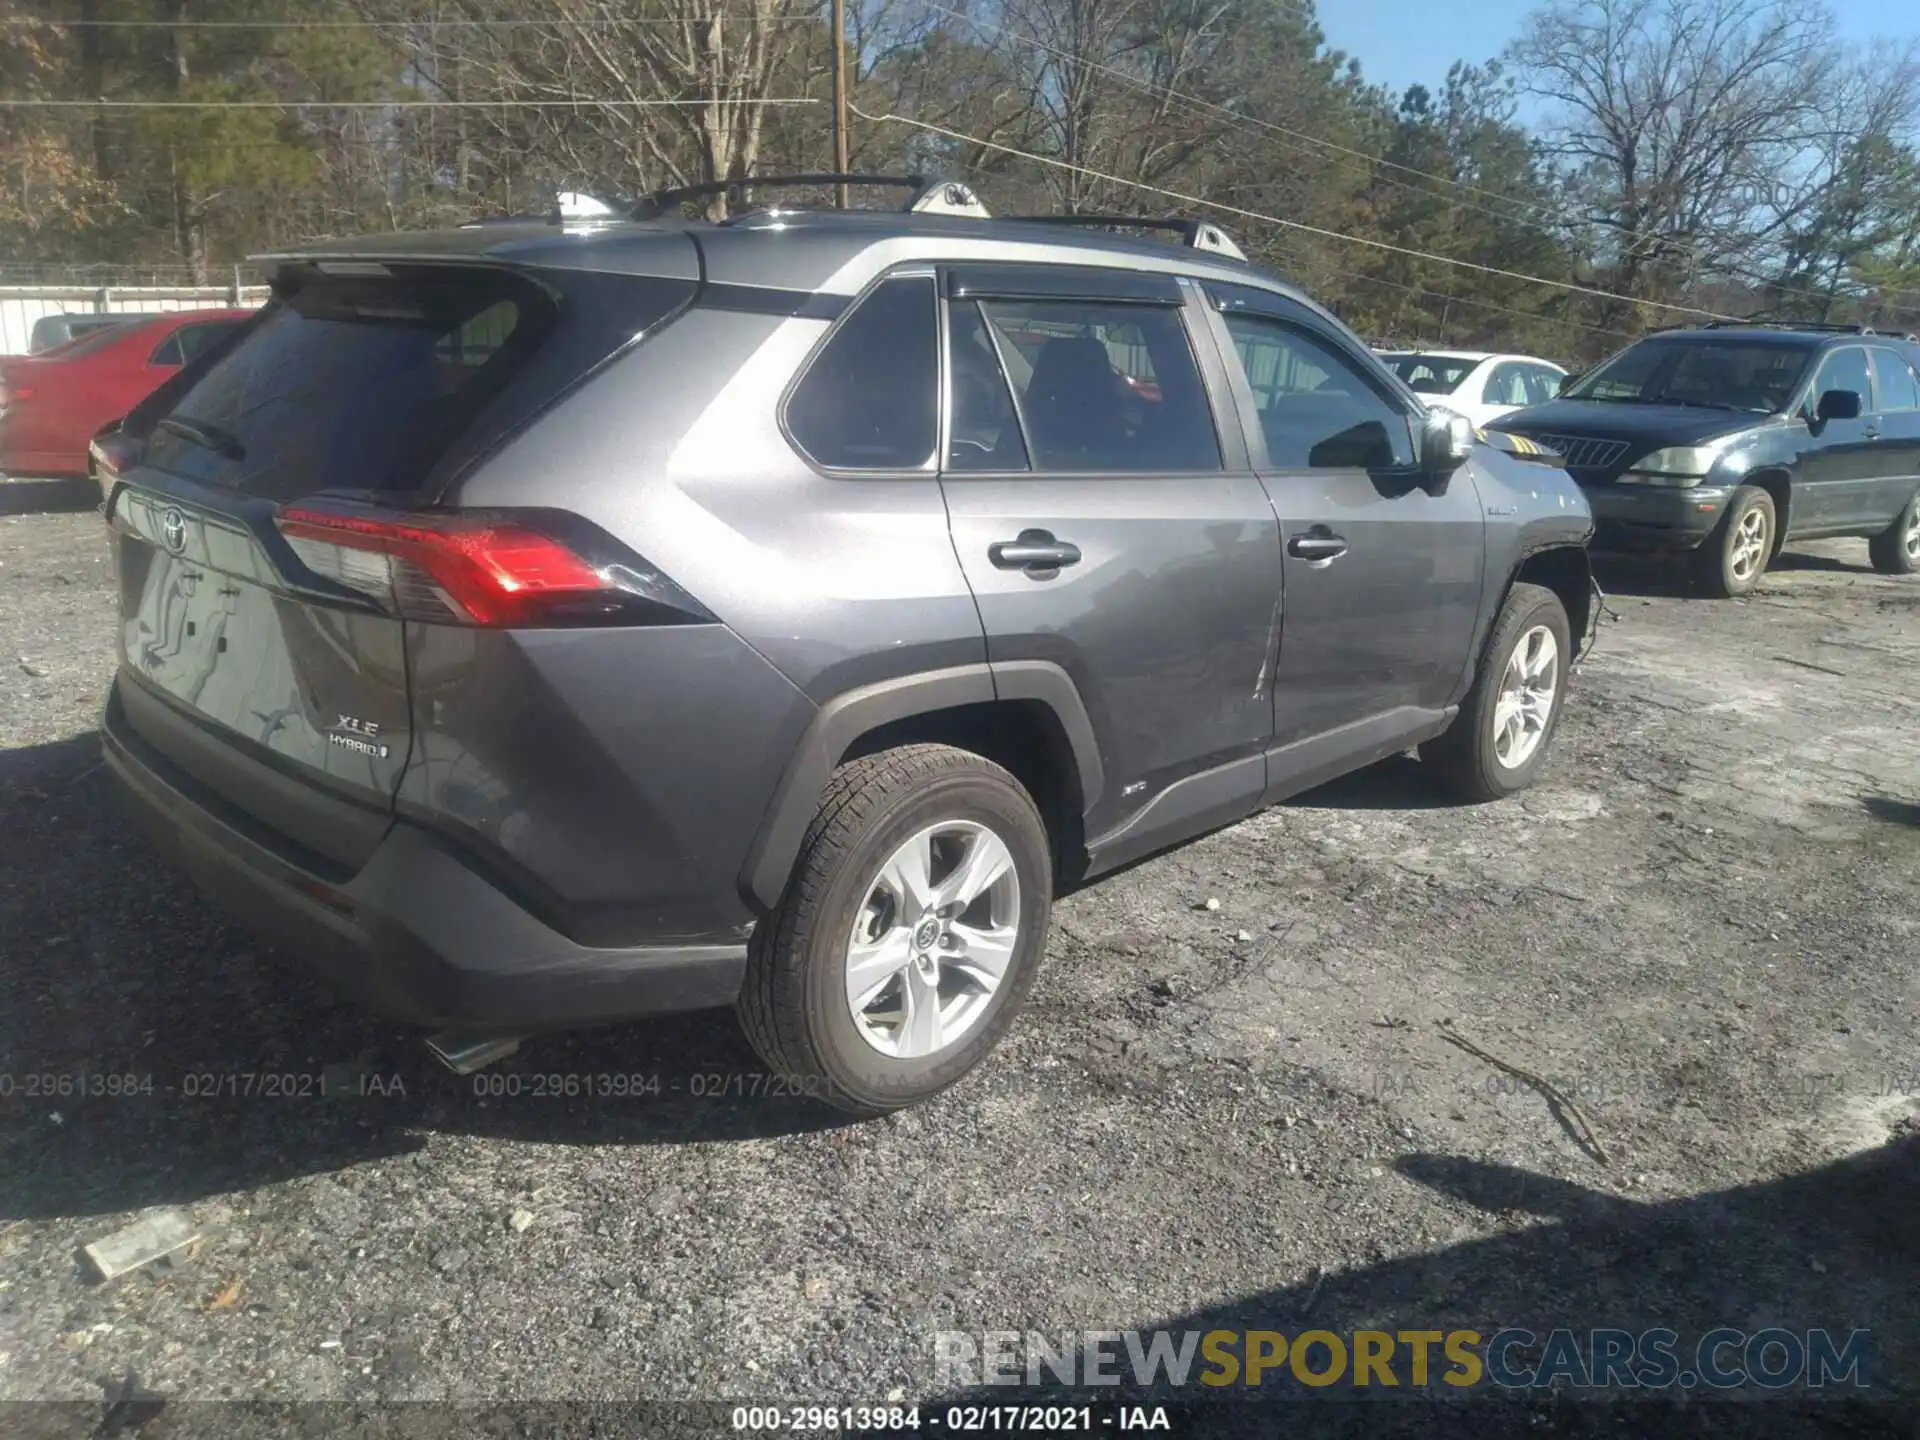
[98,177,1595,1113]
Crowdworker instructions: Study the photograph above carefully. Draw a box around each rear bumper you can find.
[103,681,747,1030]
[1584,483,1733,552]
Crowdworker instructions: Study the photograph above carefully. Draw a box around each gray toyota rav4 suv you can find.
[98,177,1595,1113]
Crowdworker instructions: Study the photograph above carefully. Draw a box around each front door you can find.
[937,267,1282,863]
[1797,344,1882,533]
[1201,284,1485,794]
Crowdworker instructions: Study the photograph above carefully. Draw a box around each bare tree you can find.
[1511,0,1840,319]
[442,0,822,214]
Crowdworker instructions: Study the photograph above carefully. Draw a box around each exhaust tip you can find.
[426,1032,524,1076]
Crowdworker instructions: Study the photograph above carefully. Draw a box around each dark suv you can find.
[1489,323,1920,596]
[97,178,1594,1113]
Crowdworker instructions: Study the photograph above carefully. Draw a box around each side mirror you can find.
[1420,407,1475,494]
[1815,388,1861,422]
[1549,373,1569,396]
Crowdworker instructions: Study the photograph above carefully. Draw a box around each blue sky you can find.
[1320,0,1920,113]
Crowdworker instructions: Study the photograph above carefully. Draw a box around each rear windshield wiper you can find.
[155,414,246,460]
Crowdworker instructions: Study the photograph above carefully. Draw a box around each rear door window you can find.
[1870,348,1920,411]
[1523,365,1563,404]
[947,302,1030,471]
[975,300,1220,472]
[143,267,557,499]
[785,275,939,470]
[1482,363,1530,407]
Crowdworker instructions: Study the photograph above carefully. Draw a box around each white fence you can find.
[1,285,270,355]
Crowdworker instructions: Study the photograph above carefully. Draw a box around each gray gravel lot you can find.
[2,479,1917,1435]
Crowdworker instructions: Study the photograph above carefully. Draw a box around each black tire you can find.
[1867,490,1920,576]
[1420,581,1572,802]
[1690,483,1776,597]
[736,743,1052,1116]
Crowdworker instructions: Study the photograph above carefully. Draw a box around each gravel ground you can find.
[2,480,1917,1436]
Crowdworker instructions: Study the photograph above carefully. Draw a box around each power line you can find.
[0,14,822,27]
[905,0,1920,316]
[855,102,1741,321]
[0,98,818,109]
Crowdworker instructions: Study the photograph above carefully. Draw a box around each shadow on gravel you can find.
[1771,550,1875,576]
[0,734,850,1222]
[1284,754,1451,811]
[0,476,99,515]
[1860,794,1920,829]
[1588,554,1696,600]
[925,1136,1920,1437]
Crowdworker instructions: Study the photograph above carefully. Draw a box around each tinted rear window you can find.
[144,269,554,499]
[139,264,694,501]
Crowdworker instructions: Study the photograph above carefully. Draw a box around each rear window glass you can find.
[143,268,557,499]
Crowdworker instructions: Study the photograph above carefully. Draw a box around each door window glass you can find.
[787,276,939,470]
[976,299,1221,472]
[1812,347,1873,412]
[947,302,1029,471]
[1482,363,1530,407]
[1223,313,1414,468]
[1870,348,1920,411]
[1523,366,1563,404]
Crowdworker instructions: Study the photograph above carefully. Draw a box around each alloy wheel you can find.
[844,821,1021,1059]
[1492,624,1559,770]
[1729,505,1770,582]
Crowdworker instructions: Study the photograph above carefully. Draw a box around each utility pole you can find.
[831,0,850,208]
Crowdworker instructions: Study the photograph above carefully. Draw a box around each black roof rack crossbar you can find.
[632,173,927,220]
[1002,213,1247,261]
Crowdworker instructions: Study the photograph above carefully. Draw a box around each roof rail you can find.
[631,172,953,221]
[1697,319,1891,335]
[1005,214,1248,262]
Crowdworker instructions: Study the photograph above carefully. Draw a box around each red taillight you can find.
[277,505,616,627]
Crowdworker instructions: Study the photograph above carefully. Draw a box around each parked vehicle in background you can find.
[1377,350,1568,427]
[28,312,164,354]
[0,310,251,478]
[1489,322,1920,596]
[95,177,1594,1115]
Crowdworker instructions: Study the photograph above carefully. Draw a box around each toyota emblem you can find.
[160,506,188,556]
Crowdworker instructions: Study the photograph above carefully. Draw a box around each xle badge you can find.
[327,713,390,760]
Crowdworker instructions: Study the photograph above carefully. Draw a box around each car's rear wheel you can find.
[1421,581,1571,802]
[1692,484,1775,597]
[1867,490,1920,576]
[737,744,1052,1116]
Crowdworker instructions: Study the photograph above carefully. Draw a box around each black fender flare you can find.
[739,661,1102,912]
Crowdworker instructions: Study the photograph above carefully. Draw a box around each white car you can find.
[1376,350,1569,427]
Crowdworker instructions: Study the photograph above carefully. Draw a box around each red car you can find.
[0,309,253,478]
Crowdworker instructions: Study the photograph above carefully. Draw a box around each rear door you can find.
[1867,346,1920,527]
[937,265,1281,863]
[1201,282,1484,783]
[107,257,696,870]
